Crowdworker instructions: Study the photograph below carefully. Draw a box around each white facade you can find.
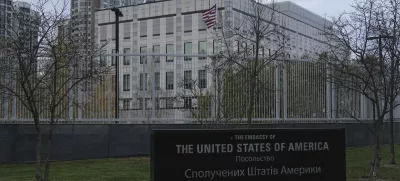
[93,0,334,119]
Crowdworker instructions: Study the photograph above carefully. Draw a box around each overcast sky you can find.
[276,0,353,18]
[24,0,354,19]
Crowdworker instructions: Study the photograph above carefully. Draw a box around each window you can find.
[100,50,107,67]
[198,41,207,60]
[111,49,116,66]
[184,42,192,61]
[123,99,130,109]
[153,45,160,63]
[153,19,160,36]
[199,70,207,88]
[184,15,192,32]
[213,40,222,54]
[139,98,148,109]
[259,46,265,57]
[123,48,130,65]
[140,46,147,64]
[166,98,174,109]
[155,72,160,90]
[166,44,174,62]
[123,23,131,39]
[166,71,174,90]
[140,73,148,91]
[184,97,192,109]
[184,70,192,89]
[166,17,174,34]
[123,74,130,91]
[155,98,160,109]
[140,20,147,37]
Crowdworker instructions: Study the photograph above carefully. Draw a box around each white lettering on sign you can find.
[197,144,234,153]
[185,169,245,179]
[247,167,279,176]
[176,142,330,154]
[236,143,271,152]
[176,144,194,154]
[287,142,329,151]
[235,156,275,162]
[281,166,322,176]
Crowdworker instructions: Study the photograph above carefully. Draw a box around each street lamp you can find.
[111,7,123,119]
[366,35,394,63]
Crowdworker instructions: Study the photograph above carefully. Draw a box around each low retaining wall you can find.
[0,123,399,164]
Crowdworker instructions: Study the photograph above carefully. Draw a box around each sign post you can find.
[151,128,345,181]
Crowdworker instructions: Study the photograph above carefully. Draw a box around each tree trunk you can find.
[389,102,396,165]
[34,116,42,181]
[369,120,383,178]
[247,78,255,128]
[43,122,54,181]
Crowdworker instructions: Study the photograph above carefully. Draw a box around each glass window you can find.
[198,70,207,88]
[166,98,174,109]
[153,45,160,63]
[100,50,107,67]
[166,44,174,62]
[184,42,192,61]
[166,17,174,34]
[155,98,160,109]
[184,70,192,89]
[155,72,160,90]
[140,46,147,64]
[140,73,148,91]
[184,97,192,109]
[198,41,207,60]
[123,74,130,91]
[123,48,130,65]
[166,71,174,90]
[122,99,130,109]
[111,49,116,66]
[139,98,148,109]
[213,40,222,54]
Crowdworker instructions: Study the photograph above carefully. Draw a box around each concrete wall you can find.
[1,123,399,164]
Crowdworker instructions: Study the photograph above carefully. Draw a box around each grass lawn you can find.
[1,145,400,181]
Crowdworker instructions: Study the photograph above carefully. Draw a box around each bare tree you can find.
[0,0,109,180]
[210,0,289,127]
[176,55,244,129]
[321,0,400,177]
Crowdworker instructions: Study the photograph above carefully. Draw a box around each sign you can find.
[151,128,345,181]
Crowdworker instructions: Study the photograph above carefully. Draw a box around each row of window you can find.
[100,41,208,66]
[122,70,207,92]
[122,96,194,110]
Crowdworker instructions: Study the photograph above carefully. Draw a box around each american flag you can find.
[202,5,217,29]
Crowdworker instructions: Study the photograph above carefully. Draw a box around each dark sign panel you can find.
[151,129,345,181]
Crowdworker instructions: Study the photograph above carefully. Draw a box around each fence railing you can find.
[0,118,395,124]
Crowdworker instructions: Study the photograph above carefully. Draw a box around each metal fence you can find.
[0,53,371,120]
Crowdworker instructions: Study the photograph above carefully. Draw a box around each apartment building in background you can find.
[0,0,12,38]
[0,0,39,119]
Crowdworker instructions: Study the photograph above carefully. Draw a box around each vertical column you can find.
[143,55,147,118]
[11,90,16,119]
[331,81,336,118]
[360,94,366,119]
[68,71,74,120]
[326,65,331,119]
[78,85,82,120]
[283,61,288,119]
[275,61,280,119]
[4,90,8,120]
[151,56,156,119]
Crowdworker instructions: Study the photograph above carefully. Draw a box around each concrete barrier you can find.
[0,123,398,164]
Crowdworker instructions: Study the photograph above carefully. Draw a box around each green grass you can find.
[1,145,400,181]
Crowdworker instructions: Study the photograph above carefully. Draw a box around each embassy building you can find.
[91,0,377,120]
